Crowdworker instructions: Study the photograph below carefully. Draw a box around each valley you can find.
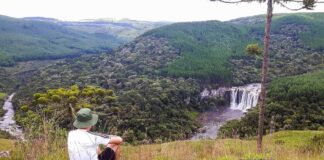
[0,11,323,159]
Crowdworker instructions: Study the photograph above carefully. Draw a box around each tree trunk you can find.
[257,0,273,153]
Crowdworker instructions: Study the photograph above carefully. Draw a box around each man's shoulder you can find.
[68,129,77,134]
[68,129,84,137]
[68,129,95,138]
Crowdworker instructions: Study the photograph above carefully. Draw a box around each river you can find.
[191,108,244,140]
[0,93,24,139]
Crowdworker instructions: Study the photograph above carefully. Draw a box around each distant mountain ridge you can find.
[23,17,170,41]
[0,15,168,66]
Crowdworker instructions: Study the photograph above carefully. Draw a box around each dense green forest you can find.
[144,21,253,81]
[219,70,324,138]
[11,49,224,143]
[248,13,324,50]
[143,13,324,84]
[16,81,223,143]
[0,15,120,66]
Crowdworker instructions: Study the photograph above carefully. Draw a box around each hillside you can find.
[1,131,323,159]
[24,17,169,42]
[2,13,323,88]
[229,12,324,84]
[142,12,324,84]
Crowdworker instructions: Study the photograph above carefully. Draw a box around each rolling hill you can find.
[0,15,115,66]
[0,15,167,66]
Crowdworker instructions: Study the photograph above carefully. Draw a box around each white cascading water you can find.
[230,83,261,112]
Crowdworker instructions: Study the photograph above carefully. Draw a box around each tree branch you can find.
[277,1,308,10]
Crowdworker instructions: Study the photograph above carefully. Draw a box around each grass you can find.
[0,138,14,151]
[0,130,322,160]
[122,131,324,160]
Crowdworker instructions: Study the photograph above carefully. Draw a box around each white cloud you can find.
[0,0,323,21]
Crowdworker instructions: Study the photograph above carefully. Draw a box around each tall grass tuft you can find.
[8,120,68,160]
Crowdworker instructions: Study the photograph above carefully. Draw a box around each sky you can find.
[0,0,323,22]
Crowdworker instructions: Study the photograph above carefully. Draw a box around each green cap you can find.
[73,108,98,129]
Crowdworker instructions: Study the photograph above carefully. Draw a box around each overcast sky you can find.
[0,0,323,22]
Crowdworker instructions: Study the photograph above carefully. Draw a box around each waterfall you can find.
[194,83,261,140]
[230,83,261,112]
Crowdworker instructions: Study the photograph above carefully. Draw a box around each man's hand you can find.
[108,136,123,145]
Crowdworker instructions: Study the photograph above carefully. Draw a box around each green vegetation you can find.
[219,71,324,138]
[0,92,7,99]
[0,15,118,66]
[16,85,119,136]
[0,131,322,160]
[0,92,7,117]
[145,21,253,82]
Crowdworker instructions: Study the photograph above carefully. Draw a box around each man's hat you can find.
[73,108,98,129]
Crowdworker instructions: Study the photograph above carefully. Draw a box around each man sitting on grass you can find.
[68,108,123,160]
